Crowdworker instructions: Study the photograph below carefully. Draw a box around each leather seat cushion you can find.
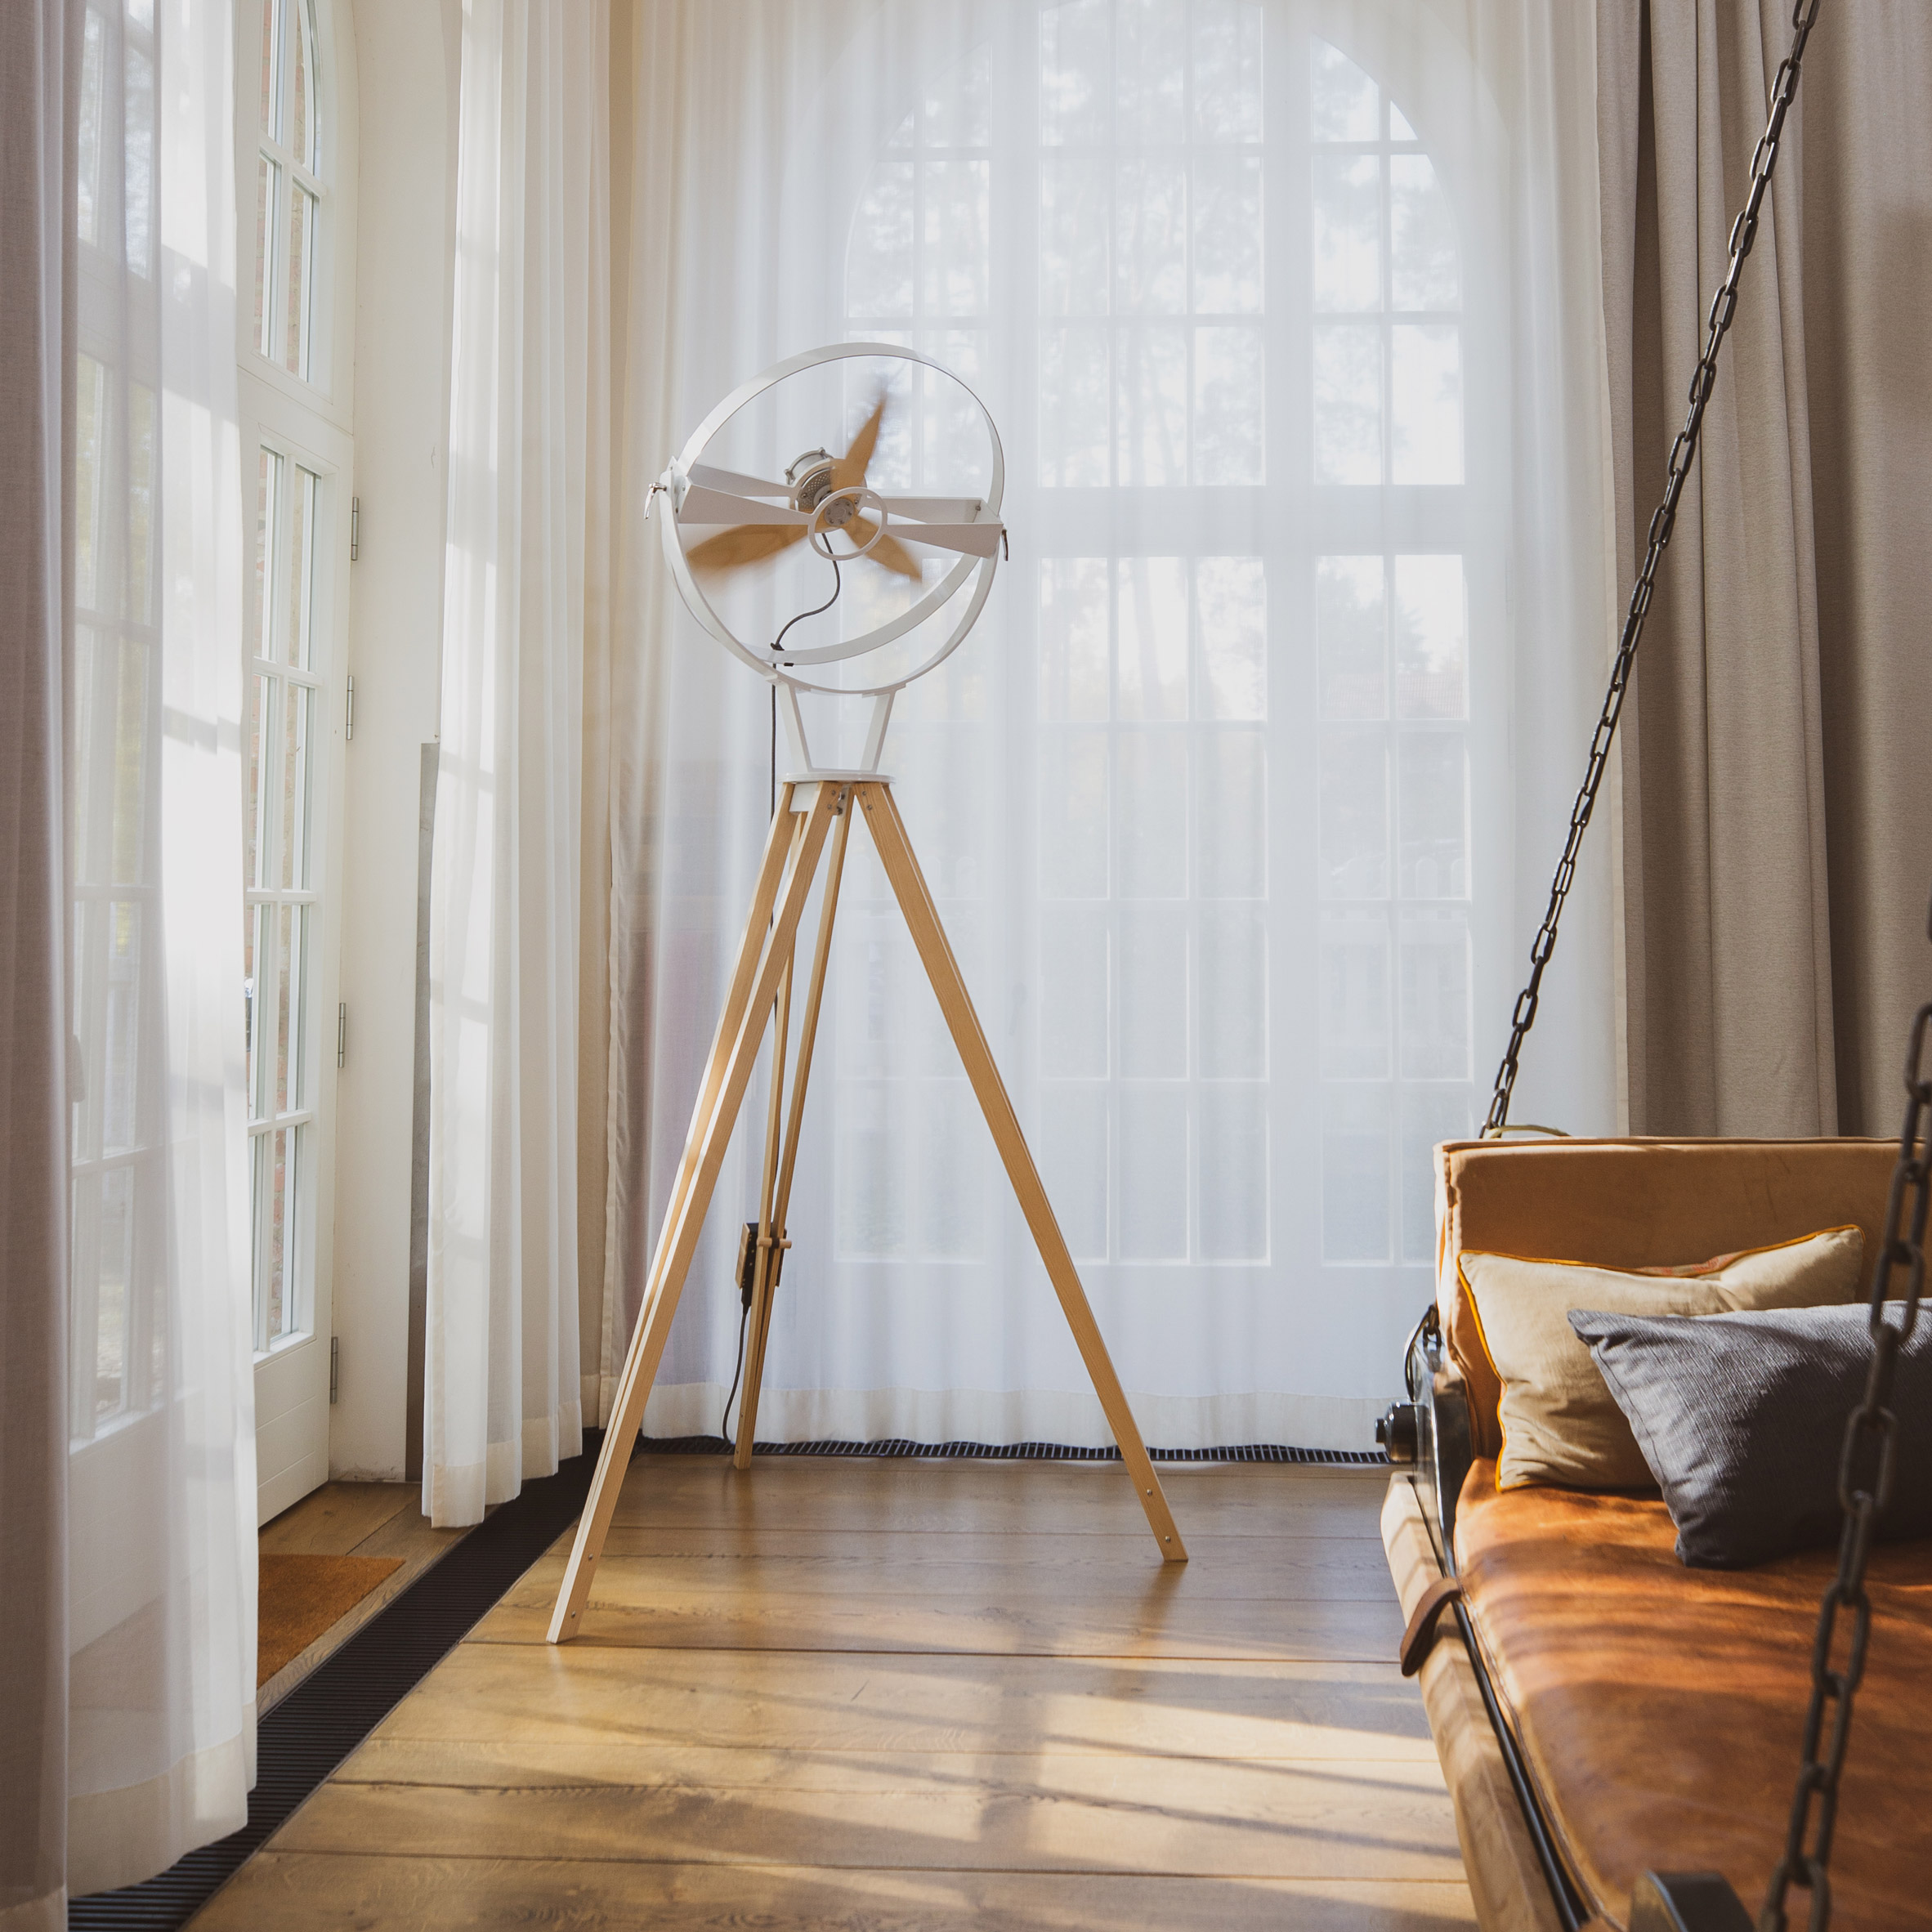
[1454,1457,1932,1929]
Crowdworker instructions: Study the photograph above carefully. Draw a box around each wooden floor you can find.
[257,1481,467,1711]
[197,1456,1473,1930]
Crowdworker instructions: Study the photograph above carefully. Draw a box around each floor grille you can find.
[647,1433,1387,1465]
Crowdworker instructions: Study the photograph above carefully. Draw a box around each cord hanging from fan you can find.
[1482,0,1821,1138]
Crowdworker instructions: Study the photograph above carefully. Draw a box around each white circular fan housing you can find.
[656,340,1006,779]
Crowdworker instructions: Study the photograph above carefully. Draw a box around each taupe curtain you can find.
[0,3,76,1925]
[1599,0,1932,1137]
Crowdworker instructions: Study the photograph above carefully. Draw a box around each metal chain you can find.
[1760,906,1932,1932]
[1483,0,1822,1134]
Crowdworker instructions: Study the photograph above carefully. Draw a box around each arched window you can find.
[837,3,1488,1375]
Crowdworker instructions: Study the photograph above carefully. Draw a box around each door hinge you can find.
[337,1001,347,1069]
[345,673,356,741]
[329,1335,339,1404]
[349,494,360,561]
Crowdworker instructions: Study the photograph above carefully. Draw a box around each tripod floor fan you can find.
[548,342,1187,1645]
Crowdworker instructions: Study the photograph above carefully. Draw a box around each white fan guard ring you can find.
[657,341,1006,716]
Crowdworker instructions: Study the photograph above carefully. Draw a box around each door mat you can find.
[257,1553,404,1684]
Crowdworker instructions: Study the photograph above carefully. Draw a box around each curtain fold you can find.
[1599,0,1932,1135]
[61,0,257,1898]
[599,0,1620,1452]
[0,5,78,1924]
[425,0,610,1527]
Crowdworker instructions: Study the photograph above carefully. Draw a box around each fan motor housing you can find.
[786,449,848,523]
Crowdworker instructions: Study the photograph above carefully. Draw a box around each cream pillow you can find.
[1460,1225,1864,1491]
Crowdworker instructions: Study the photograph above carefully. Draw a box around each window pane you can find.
[1396,731,1467,899]
[1192,1,1263,144]
[1313,323,1380,483]
[280,681,311,888]
[1040,158,1108,319]
[1391,323,1462,483]
[1391,154,1458,310]
[1116,158,1187,315]
[1199,1085,1266,1261]
[1312,40,1377,142]
[1193,325,1263,484]
[1116,0,1186,144]
[1198,906,1265,1077]
[1399,913,1470,1080]
[74,355,108,614]
[285,181,316,377]
[1040,905,1108,1078]
[1116,324,1187,485]
[260,0,280,136]
[1039,730,1109,897]
[125,40,155,277]
[1196,556,1264,721]
[1393,554,1466,719]
[1312,154,1380,312]
[254,446,280,653]
[256,155,279,359]
[94,1166,135,1420]
[1117,907,1186,1078]
[78,12,106,248]
[1191,154,1262,315]
[293,0,313,170]
[1321,914,1389,1077]
[1116,557,1187,721]
[1322,1084,1389,1262]
[1119,1088,1186,1260]
[1116,730,1187,897]
[1039,324,1110,485]
[1317,554,1384,720]
[922,160,989,315]
[848,162,914,317]
[247,902,267,1119]
[288,465,320,667]
[1196,729,1264,897]
[1039,557,1109,722]
[1320,725,1388,899]
[1040,0,1111,147]
[248,674,270,889]
[128,382,156,623]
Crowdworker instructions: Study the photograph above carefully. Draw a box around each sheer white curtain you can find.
[602,0,1617,1451]
[63,0,257,1898]
[425,0,609,1527]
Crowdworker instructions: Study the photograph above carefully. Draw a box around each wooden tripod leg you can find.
[732,947,793,1471]
[733,798,854,1466]
[549,787,840,1642]
[856,782,1187,1563]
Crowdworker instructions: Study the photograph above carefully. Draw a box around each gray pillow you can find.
[1567,1303,1932,1569]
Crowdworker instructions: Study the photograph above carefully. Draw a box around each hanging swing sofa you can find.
[1371,8,1932,1925]
[1380,1134,1932,1931]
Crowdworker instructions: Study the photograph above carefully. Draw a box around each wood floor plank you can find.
[529,1528,1393,1590]
[469,1586,1402,1661]
[260,1481,416,1556]
[187,1853,1478,1931]
[273,1761,1465,1879]
[364,1645,1429,1758]
[602,1459,1389,1538]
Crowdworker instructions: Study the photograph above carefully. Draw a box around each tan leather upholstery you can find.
[1455,1460,1932,1929]
[1434,1138,1896,1457]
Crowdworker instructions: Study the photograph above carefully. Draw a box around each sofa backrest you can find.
[1434,1137,1898,1458]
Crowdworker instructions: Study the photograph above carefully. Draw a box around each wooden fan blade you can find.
[847,517,922,579]
[834,396,888,490]
[686,524,807,575]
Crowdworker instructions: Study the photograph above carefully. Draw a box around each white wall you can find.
[329,0,461,1478]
